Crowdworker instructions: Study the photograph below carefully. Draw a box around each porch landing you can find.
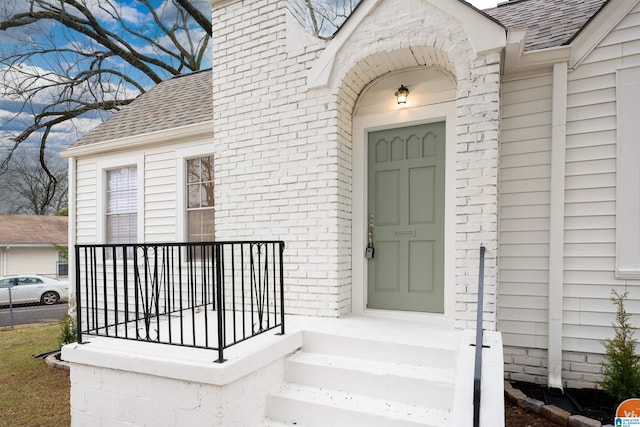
[62,314,503,426]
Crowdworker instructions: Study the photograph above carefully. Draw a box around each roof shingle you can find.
[70,69,213,148]
[0,215,68,245]
[484,0,609,51]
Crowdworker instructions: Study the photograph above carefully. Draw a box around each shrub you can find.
[602,290,640,402]
[58,313,76,348]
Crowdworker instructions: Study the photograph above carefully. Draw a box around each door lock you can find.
[365,214,375,259]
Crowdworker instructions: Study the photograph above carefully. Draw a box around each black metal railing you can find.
[473,245,486,427]
[74,241,285,363]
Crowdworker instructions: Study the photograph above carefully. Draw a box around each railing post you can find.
[473,245,486,427]
[278,242,285,335]
[215,243,226,363]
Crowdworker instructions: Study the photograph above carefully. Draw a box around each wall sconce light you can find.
[395,85,409,105]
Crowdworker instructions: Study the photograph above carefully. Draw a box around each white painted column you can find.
[67,157,76,313]
[548,61,568,390]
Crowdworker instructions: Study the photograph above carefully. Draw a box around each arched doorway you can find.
[351,67,458,317]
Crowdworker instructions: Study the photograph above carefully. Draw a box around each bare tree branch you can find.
[2,151,68,215]
[303,0,361,39]
[173,0,212,37]
[0,0,211,194]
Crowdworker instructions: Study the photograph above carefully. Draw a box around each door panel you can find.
[374,242,400,291]
[409,240,434,292]
[409,166,435,224]
[375,170,400,225]
[367,122,445,313]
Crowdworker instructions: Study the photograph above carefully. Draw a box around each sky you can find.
[470,0,501,9]
[0,0,212,159]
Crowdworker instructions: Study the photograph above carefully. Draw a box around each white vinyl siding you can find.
[499,73,552,349]
[73,139,213,248]
[500,2,640,366]
[5,247,60,277]
[144,150,178,242]
[563,3,640,354]
[75,160,99,244]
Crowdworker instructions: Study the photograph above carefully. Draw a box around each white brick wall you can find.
[69,359,285,427]
[210,0,501,322]
[503,346,606,389]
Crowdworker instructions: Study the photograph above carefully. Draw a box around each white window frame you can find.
[175,146,215,243]
[96,156,144,246]
[616,66,640,279]
[185,156,215,244]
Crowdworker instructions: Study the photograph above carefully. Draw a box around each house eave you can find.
[307,0,506,90]
[503,29,572,74]
[503,0,640,74]
[61,121,214,158]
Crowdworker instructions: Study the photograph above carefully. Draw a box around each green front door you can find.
[367,122,445,313]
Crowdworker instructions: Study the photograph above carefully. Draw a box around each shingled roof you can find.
[484,0,609,51]
[0,215,68,245]
[67,2,611,150]
[70,68,213,148]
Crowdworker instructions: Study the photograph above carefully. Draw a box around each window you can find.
[106,166,137,249]
[187,156,214,243]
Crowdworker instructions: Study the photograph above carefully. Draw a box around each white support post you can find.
[67,157,76,316]
[548,61,568,391]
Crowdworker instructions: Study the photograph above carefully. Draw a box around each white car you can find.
[0,275,68,306]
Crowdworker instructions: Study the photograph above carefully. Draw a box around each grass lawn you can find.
[0,323,70,427]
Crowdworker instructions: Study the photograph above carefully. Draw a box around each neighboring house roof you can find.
[484,0,610,51]
[0,214,68,246]
[70,68,213,148]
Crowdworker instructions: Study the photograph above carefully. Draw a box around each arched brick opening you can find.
[329,36,500,325]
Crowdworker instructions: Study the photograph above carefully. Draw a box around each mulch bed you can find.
[510,380,619,424]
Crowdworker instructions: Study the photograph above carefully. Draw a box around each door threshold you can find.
[362,308,454,327]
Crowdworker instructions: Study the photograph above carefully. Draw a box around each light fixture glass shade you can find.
[395,85,409,104]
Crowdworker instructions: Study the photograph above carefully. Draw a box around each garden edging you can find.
[45,351,70,372]
[504,381,612,427]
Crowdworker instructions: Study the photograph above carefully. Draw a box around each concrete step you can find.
[285,350,456,407]
[263,329,459,427]
[267,383,451,427]
[301,330,459,370]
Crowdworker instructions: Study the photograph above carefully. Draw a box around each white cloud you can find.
[0,63,119,153]
[468,0,501,9]
[82,0,147,26]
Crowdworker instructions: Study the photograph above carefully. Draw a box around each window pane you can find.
[107,214,138,244]
[187,158,201,183]
[188,210,215,242]
[200,182,214,207]
[107,167,137,214]
[106,166,137,246]
[188,183,200,208]
[201,156,213,181]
